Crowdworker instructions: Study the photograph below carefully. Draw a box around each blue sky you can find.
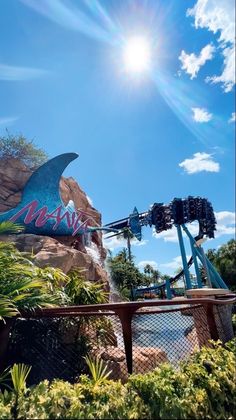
[0,0,235,275]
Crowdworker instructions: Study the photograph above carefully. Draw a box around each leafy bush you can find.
[0,241,69,314]
[0,340,235,419]
[0,239,112,384]
[66,269,108,305]
[0,133,47,169]
[130,339,236,419]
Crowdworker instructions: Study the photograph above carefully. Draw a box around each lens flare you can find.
[123,36,151,73]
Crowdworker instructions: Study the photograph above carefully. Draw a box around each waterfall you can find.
[85,240,101,265]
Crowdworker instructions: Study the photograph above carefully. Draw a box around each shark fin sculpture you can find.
[0,153,93,236]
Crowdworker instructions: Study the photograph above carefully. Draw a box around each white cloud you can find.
[187,0,235,92]
[179,152,220,174]
[214,211,235,237]
[0,116,18,126]
[0,63,48,81]
[153,223,199,243]
[215,211,235,225]
[160,256,191,271]
[138,260,158,270]
[152,211,235,242]
[192,107,213,122]
[103,235,148,251]
[228,112,236,123]
[179,44,215,79]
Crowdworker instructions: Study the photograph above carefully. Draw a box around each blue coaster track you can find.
[104,197,228,294]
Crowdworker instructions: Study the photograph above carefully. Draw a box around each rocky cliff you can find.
[0,158,108,286]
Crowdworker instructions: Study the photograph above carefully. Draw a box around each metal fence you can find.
[3,296,235,384]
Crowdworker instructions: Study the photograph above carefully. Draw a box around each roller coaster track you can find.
[104,196,217,293]
[135,255,194,294]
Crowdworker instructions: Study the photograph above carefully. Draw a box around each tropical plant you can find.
[144,264,162,286]
[0,340,235,419]
[0,132,48,169]
[0,297,19,321]
[10,364,31,396]
[0,222,24,235]
[0,240,71,323]
[65,269,108,305]
[120,228,135,262]
[85,355,112,385]
[205,239,236,289]
[10,364,31,420]
[0,366,11,390]
[108,249,150,300]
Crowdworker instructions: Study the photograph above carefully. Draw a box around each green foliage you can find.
[16,378,146,420]
[108,249,150,300]
[0,241,68,318]
[143,264,162,286]
[10,364,31,396]
[0,236,108,319]
[84,355,112,385]
[0,222,24,235]
[205,239,236,289]
[0,367,11,390]
[0,340,235,419]
[0,297,19,321]
[0,133,48,169]
[66,269,108,305]
[108,249,168,300]
[130,339,236,419]
[10,364,31,420]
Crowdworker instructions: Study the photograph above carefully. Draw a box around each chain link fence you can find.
[4,298,235,384]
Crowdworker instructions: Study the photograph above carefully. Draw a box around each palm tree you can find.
[144,264,154,277]
[144,264,161,286]
[120,227,134,262]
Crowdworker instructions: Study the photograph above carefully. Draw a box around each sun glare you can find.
[123,36,151,74]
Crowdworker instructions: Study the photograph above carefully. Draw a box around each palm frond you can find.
[0,366,12,390]
[0,296,19,321]
[0,221,24,235]
[10,364,31,395]
[85,355,111,385]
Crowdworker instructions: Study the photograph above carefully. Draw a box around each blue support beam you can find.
[182,225,228,289]
[165,279,172,299]
[198,246,212,288]
[190,241,203,288]
[176,224,192,290]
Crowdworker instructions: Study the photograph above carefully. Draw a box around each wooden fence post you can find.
[115,307,136,374]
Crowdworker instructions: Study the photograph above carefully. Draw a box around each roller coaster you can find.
[104,196,228,297]
[0,153,228,298]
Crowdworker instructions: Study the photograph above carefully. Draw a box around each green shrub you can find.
[0,133,48,169]
[129,339,236,419]
[0,340,235,419]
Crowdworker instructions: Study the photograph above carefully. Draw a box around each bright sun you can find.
[123,36,151,74]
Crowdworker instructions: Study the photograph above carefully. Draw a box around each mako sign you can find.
[0,153,94,236]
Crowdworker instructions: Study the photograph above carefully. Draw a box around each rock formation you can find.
[94,345,168,382]
[0,158,108,285]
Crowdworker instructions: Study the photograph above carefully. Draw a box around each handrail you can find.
[6,294,235,377]
[18,295,236,318]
